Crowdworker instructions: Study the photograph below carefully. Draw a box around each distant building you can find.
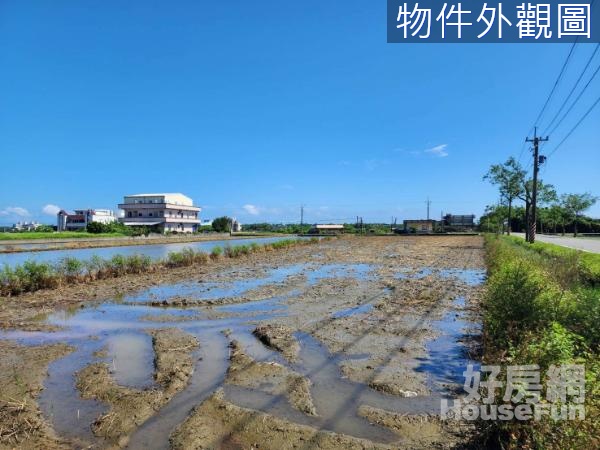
[309,224,344,234]
[443,214,475,230]
[118,193,201,233]
[57,209,116,231]
[12,221,43,232]
[403,219,435,233]
[200,219,213,227]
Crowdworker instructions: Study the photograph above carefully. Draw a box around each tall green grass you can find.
[0,231,126,241]
[506,235,600,285]
[480,234,600,449]
[0,238,320,297]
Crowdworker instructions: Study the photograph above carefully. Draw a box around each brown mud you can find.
[0,341,73,449]
[75,328,198,446]
[0,236,485,449]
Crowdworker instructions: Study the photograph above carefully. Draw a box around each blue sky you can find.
[1,0,599,225]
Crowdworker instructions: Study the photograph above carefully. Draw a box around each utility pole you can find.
[426,197,431,220]
[526,127,549,243]
[300,204,305,226]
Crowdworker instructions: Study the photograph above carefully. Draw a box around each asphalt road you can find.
[512,233,600,254]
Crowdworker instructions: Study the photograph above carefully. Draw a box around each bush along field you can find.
[0,238,321,297]
[479,235,600,449]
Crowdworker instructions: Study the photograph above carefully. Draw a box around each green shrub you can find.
[58,257,83,280]
[125,254,152,273]
[485,259,554,345]
[520,322,581,370]
[110,254,127,275]
[210,246,222,260]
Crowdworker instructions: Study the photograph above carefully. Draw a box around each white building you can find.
[57,209,116,231]
[118,193,201,233]
[12,221,42,232]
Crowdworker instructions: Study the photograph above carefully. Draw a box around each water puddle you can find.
[105,332,156,388]
[396,267,486,286]
[331,303,374,318]
[416,296,481,391]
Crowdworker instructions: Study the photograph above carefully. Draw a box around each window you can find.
[149,212,153,217]
[138,212,143,217]
[127,212,132,218]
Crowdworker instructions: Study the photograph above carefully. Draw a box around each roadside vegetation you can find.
[480,234,600,449]
[481,157,598,236]
[0,238,320,297]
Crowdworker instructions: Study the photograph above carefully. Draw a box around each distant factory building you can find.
[443,214,476,230]
[403,219,435,233]
[118,193,201,233]
[309,224,344,234]
[57,209,116,231]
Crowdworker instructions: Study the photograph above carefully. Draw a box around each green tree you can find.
[561,193,598,237]
[212,216,232,233]
[484,157,526,234]
[36,224,55,232]
[517,179,557,240]
[86,222,107,233]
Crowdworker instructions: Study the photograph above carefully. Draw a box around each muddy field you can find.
[0,235,485,449]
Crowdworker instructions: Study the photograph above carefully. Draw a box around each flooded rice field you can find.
[0,236,300,268]
[0,236,485,449]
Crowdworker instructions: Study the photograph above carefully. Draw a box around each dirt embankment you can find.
[75,328,198,446]
[253,324,300,362]
[0,341,73,450]
[170,389,389,450]
[226,340,316,416]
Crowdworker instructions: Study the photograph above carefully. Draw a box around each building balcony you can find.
[118,203,201,212]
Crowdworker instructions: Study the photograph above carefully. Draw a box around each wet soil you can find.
[0,235,485,449]
[0,340,73,449]
[75,328,198,446]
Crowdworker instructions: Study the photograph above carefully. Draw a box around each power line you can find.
[533,42,578,127]
[547,93,600,158]
[542,43,600,135]
[546,62,600,137]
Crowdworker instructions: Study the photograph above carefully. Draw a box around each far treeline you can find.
[481,156,598,237]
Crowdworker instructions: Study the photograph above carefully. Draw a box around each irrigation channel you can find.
[0,236,486,449]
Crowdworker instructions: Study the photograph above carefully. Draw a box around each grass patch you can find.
[506,235,600,285]
[479,234,600,449]
[0,232,127,241]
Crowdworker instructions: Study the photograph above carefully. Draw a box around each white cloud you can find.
[0,206,30,217]
[243,204,260,216]
[424,144,449,157]
[42,204,61,216]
